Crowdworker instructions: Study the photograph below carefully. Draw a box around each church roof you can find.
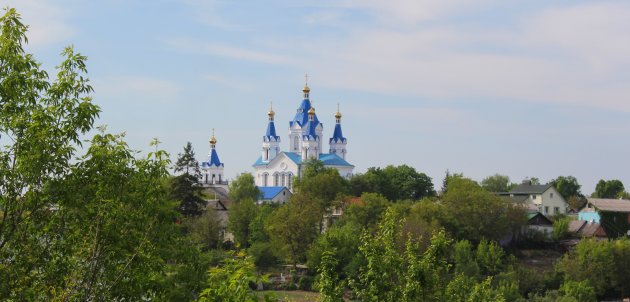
[330,123,346,143]
[252,152,353,167]
[302,120,320,140]
[202,148,224,167]
[290,99,320,128]
[264,121,280,141]
[258,186,288,200]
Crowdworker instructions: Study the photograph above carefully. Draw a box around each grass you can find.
[259,290,320,302]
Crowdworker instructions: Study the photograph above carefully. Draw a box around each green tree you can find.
[174,141,200,177]
[593,179,625,199]
[481,174,516,192]
[198,252,276,302]
[228,198,258,248]
[440,177,527,242]
[557,238,616,297]
[559,281,596,302]
[185,209,223,251]
[350,165,434,201]
[295,160,349,210]
[316,249,345,302]
[170,173,206,217]
[552,176,583,200]
[552,216,571,241]
[228,173,260,202]
[266,193,321,268]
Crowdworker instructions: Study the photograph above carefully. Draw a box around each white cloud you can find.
[293,1,630,112]
[163,37,295,65]
[93,76,179,103]
[4,0,76,48]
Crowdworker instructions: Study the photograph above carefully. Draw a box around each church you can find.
[252,82,354,191]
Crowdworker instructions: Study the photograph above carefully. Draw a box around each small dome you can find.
[303,85,310,93]
[335,111,342,119]
[308,107,316,115]
[268,109,275,118]
[209,136,217,145]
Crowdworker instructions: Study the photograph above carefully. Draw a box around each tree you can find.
[266,193,321,268]
[295,159,349,210]
[174,141,200,177]
[170,173,206,217]
[552,176,582,200]
[552,216,571,241]
[198,252,276,302]
[228,173,260,202]
[593,179,625,199]
[316,249,345,302]
[439,177,527,242]
[441,170,464,195]
[228,198,258,248]
[481,174,515,192]
[185,210,223,251]
[350,165,435,201]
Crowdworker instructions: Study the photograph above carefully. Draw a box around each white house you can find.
[500,181,569,216]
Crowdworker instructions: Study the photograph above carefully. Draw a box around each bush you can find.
[297,275,314,291]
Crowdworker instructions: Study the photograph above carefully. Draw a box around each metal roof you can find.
[258,186,287,200]
[588,198,630,213]
[509,183,554,194]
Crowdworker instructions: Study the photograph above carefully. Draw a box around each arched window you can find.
[265,149,269,160]
[262,173,268,186]
[274,173,279,186]
[294,136,299,150]
[281,174,286,187]
[287,173,292,190]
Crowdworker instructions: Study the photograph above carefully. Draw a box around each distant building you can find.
[252,82,354,191]
[200,129,226,185]
[579,198,630,238]
[258,186,292,204]
[568,220,607,238]
[499,180,569,216]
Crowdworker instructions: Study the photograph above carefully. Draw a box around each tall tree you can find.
[350,165,435,201]
[593,179,625,199]
[552,176,583,199]
[170,173,206,217]
[266,193,321,268]
[174,141,200,177]
[227,198,258,248]
[481,174,515,192]
[228,173,260,202]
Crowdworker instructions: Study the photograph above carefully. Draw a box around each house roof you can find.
[258,186,287,200]
[568,220,606,237]
[509,183,554,194]
[588,198,630,213]
[527,212,553,225]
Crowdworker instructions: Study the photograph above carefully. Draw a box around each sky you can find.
[3,0,630,194]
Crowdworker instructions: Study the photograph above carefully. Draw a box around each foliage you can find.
[228,173,260,202]
[592,179,625,199]
[439,177,527,242]
[294,160,349,210]
[559,281,596,302]
[248,241,281,271]
[185,209,224,251]
[174,141,201,177]
[266,193,321,267]
[339,192,390,230]
[441,170,464,195]
[552,216,571,241]
[552,176,583,200]
[198,252,276,302]
[170,173,206,217]
[481,174,516,192]
[307,222,363,280]
[228,198,258,248]
[350,165,435,201]
[316,249,345,302]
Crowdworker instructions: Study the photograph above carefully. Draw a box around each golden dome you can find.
[268,101,275,117]
[308,107,315,115]
[209,129,217,145]
[303,85,310,93]
[335,111,342,119]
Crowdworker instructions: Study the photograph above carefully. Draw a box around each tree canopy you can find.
[228,173,260,202]
[481,174,516,192]
[593,179,625,199]
[350,165,435,201]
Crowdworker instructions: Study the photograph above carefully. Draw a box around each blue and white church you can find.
[253,83,354,191]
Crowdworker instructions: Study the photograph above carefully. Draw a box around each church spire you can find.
[262,102,280,162]
[201,128,224,184]
[303,73,310,99]
[329,104,347,159]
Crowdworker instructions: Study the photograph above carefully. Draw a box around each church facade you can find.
[252,83,354,191]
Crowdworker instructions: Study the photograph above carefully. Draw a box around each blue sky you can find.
[4,0,630,194]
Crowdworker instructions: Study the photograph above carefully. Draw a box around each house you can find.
[203,185,233,242]
[568,220,607,238]
[579,198,630,238]
[258,186,292,204]
[525,211,554,237]
[499,180,569,217]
